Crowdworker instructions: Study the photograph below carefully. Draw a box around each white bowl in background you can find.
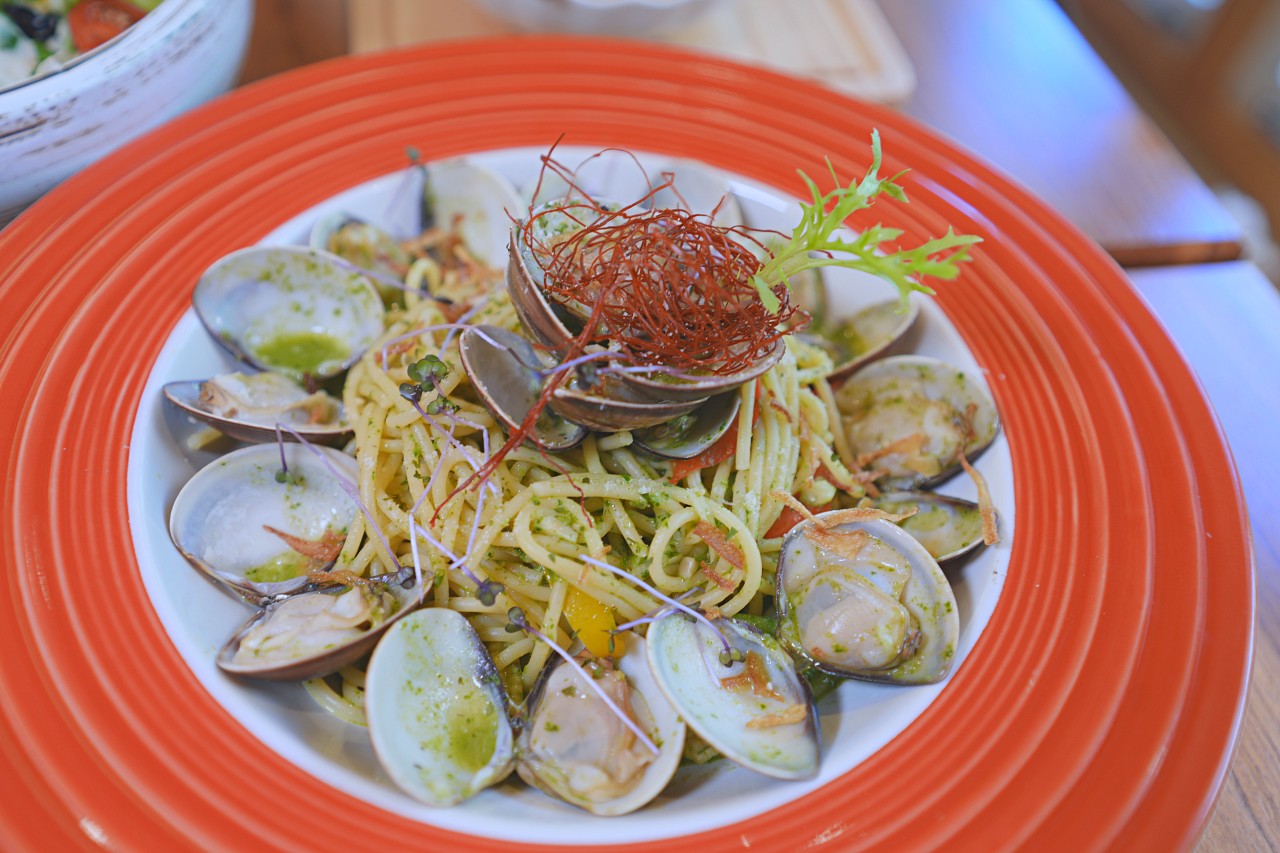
[473,0,722,36]
[0,0,254,226]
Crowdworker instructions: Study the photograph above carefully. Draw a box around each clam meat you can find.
[836,355,998,490]
[874,491,985,563]
[776,513,959,684]
[163,371,348,445]
[518,636,684,816]
[217,576,422,681]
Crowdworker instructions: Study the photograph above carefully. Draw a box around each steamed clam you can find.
[517,636,684,816]
[775,511,959,684]
[500,187,782,436]
[366,608,517,807]
[217,575,422,681]
[313,158,524,299]
[874,491,986,563]
[837,355,999,490]
[646,614,819,780]
[162,371,348,445]
[168,443,359,605]
[192,245,385,383]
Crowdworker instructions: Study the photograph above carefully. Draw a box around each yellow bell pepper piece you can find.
[563,586,620,658]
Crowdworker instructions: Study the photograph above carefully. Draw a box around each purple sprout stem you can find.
[439,295,492,354]
[329,254,415,296]
[513,614,659,756]
[610,589,699,633]
[579,555,731,656]
[408,511,424,592]
[275,424,405,579]
[416,407,500,498]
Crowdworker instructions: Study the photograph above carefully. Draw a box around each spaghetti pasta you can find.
[314,254,857,717]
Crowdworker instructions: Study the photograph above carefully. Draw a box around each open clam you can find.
[366,608,517,807]
[507,194,781,410]
[457,325,586,451]
[874,491,986,563]
[836,355,999,490]
[168,443,359,605]
[776,512,959,685]
[824,298,921,382]
[216,573,424,681]
[162,372,349,445]
[647,613,819,780]
[518,636,685,816]
[631,390,740,460]
[192,245,385,383]
[313,157,523,275]
[549,378,706,432]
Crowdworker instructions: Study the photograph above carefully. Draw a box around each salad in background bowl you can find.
[0,0,162,89]
[0,0,252,226]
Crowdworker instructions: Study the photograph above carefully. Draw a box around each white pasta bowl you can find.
[0,0,253,226]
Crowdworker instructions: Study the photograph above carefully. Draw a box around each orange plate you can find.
[0,38,1252,851]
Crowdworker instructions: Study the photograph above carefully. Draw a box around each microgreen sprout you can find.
[505,606,658,755]
[751,130,982,314]
[579,555,735,664]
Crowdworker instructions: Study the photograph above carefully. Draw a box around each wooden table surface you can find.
[239,1,1277,850]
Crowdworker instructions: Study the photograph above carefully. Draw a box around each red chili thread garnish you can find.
[443,143,803,510]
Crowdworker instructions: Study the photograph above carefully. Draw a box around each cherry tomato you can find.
[66,0,147,53]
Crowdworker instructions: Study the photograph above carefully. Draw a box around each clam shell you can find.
[192,245,385,382]
[162,376,350,446]
[647,160,743,228]
[776,514,959,685]
[424,158,525,269]
[615,338,785,403]
[517,637,685,816]
[216,576,424,681]
[631,390,741,460]
[549,379,706,432]
[506,233,578,353]
[168,443,359,605]
[646,614,819,780]
[837,354,999,490]
[875,490,986,563]
[457,324,586,451]
[825,298,921,382]
[366,608,517,806]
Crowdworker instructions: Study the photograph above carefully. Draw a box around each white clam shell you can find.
[168,443,358,604]
[646,615,819,780]
[161,374,350,446]
[192,245,385,382]
[425,158,525,269]
[366,608,516,806]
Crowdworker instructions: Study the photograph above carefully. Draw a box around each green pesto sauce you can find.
[244,550,310,583]
[254,331,348,375]
[441,691,499,773]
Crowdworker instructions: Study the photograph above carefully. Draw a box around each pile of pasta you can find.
[305,254,860,727]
